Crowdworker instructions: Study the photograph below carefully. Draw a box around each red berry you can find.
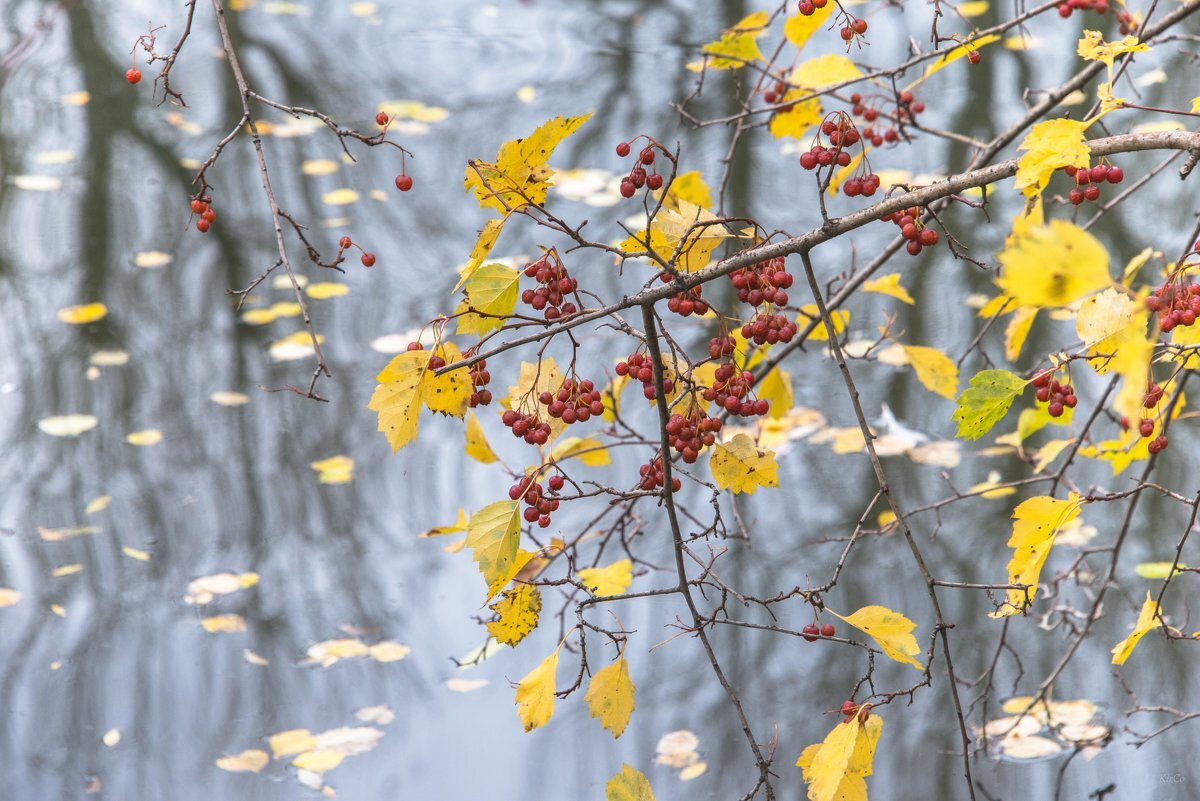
[619,180,636,198]
[918,228,938,246]
[125,68,142,85]
[647,173,664,190]
[339,236,352,249]
[376,112,389,126]
[395,174,413,192]
[851,18,867,34]
[616,142,631,157]
[802,623,820,642]
[190,199,207,214]
[967,50,981,65]
[361,252,376,267]
[820,623,835,637]
[196,218,211,233]
[202,209,216,223]
[1107,166,1124,184]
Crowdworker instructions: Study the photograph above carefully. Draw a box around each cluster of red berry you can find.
[659,272,710,317]
[616,352,675,399]
[469,359,492,407]
[848,94,900,147]
[190,196,218,234]
[338,235,376,267]
[509,473,564,528]
[708,335,736,360]
[842,172,883,198]
[665,410,723,463]
[616,141,664,197]
[1031,370,1077,418]
[839,16,868,41]
[520,253,578,321]
[501,409,552,445]
[1063,163,1124,205]
[1116,9,1137,34]
[742,312,798,346]
[538,378,604,424]
[1057,0,1111,17]
[762,78,793,107]
[881,206,940,255]
[701,363,769,417]
[1140,384,1170,453]
[638,455,681,492]
[729,256,793,306]
[1145,282,1200,332]
[802,622,835,641]
[796,0,828,16]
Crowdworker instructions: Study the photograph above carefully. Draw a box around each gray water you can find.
[2,1,1199,799]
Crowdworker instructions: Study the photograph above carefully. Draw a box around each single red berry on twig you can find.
[396,174,413,192]
[126,68,142,85]
[376,112,389,126]
[361,252,376,267]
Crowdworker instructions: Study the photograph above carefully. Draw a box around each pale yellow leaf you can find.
[863,273,915,304]
[901,345,958,399]
[831,606,923,669]
[578,559,633,597]
[216,750,269,773]
[1111,592,1161,665]
[515,647,559,732]
[711,433,779,494]
[586,657,636,738]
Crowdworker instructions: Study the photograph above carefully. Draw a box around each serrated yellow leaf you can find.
[997,220,1109,308]
[586,657,636,738]
[457,217,508,290]
[459,262,521,335]
[1004,306,1038,362]
[369,351,426,451]
[550,436,611,466]
[758,367,793,420]
[1111,592,1160,665]
[578,559,633,597]
[619,200,731,273]
[662,170,712,209]
[465,113,592,213]
[699,12,769,69]
[784,5,836,50]
[832,606,924,669]
[711,433,779,494]
[57,302,107,324]
[797,714,884,801]
[270,729,317,758]
[1076,288,1142,373]
[901,345,958,399]
[422,343,473,417]
[606,764,656,801]
[1077,30,1149,67]
[977,295,1015,318]
[791,54,863,92]
[464,411,499,464]
[515,647,559,732]
[487,584,541,645]
[953,369,1025,439]
[466,501,522,601]
[1014,119,1090,197]
[863,273,915,304]
[992,494,1084,616]
[292,750,343,773]
[216,749,269,773]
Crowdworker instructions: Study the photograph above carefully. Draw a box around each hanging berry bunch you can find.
[742,312,798,346]
[1063,162,1125,205]
[520,250,579,321]
[848,93,901,147]
[190,195,218,234]
[638,454,681,492]
[1031,369,1077,418]
[337,235,377,267]
[509,472,564,528]
[469,358,492,407]
[616,352,675,399]
[1057,0,1112,19]
[1145,279,1200,332]
[702,362,770,417]
[659,272,710,317]
[616,138,667,198]
[796,0,829,16]
[708,335,736,360]
[881,206,940,256]
[539,377,604,425]
[729,256,793,306]
[1139,382,1170,453]
[665,408,724,463]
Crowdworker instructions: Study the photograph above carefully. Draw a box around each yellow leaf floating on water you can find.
[446,677,489,692]
[586,656,636,738]
[126,429,163,446]
[711,433,779,495]
[0,588,22,608]
[270,729,317,758]
[211,391,250,406]
[515,646,560,732]
[831,606,924,669]
[301,159,339,176]
[377,99,450,124]
[38,414,98,437]
[862,273,914,304]
[13,175,63,191]
[269,331,324,362]
[305,282,350,299]
[958,0,989,15]
[997,220,1109,307]
[310,455,354,484]
[1111,592,1161,665]
[368,641,411,662]
[185,572,259,604]
[57,303,107,324]
[321,188,358,205]
[102,729,121,747]
[201,614,246,633]
[578,559,633,597]
[133,251,172,269]
[244,649,270,666]
[1014,119,1090,197]
[605,763,656,801]
[464,113,592,213]
[216,750,269,773]
[62,90,90,106]
[464,411,499,464]
[52,564,83,577]
[292,750,343,773]
[486,584,541,646]
[900,345,958,399]
[122,546,150,562]
[38,525,100,541]
[796,714,884,801]
[992,494,1084,617]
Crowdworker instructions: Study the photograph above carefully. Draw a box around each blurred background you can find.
[1,0,1198,798]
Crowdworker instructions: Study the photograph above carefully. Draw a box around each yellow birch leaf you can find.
[831,606,924,669]
[997,220,1109,307]
[57,302,108,324]
[464,411,499,464]
[953,369,1026,440]
[578,559,633,597]
[551,436,612,466]
[1077,30,1149,67]
[919,34,1001,81]
[606,764,656,801]
[1112,592,1161,665]
[216,750,269,773]
[465,501,522,601]
[586,657,636,738]
[459,262,521,335]
[465,113,593,212]
[901,345,958,399]
[292,750,343,773]
[487,583,541,646]
[711,433,779,494]
[992,494,1084,616]
[456,217,507,290]
[799,304,848,341]
[784,5,836,51]
[796,714,884,801]
[270,729,317,758]
[863,273,915,304]
[790,54,863,92]
[1014,119,1090,197]
[515,646,560,732]
[1004,307,1038,361]
[422,342,473,418]
[369,351,427,451]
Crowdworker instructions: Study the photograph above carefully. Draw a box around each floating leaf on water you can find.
[50,603,66,617]
[368,641,411,662]
[13,175,63,191]
[292,751,342,773]
[216,749,269,773]
[321,188,359,206]
[263,1,311,14]
[37,415,98,436]
[85,495,111,514]
[62,91,90,106]
[211,391,250,406]
[241,308,277,325]
[34,150,76,165]
[201,614,247,633]
[310,455,354,485]
[269,332,324,362]
[185,572,260,604]
[516,85,537,103]
[306,638,370,666]
[679,762,707,781]
[102,729,120,747]
[311,725,384,756]
[133,251,173,269]
[656,729,701,768]
[126,429,163,447]
[38,525,100,541]
[243,649,270,666]
[89,350,129,367]
[57,303,107,324]
[369,189,388,201]
[52,564,84,577]
[301,159,339,176]
[122,546,150,561]
[271,274,308,289]
[306,282,350,299]
[445,677,488,692]
[355,705,395,725]
[377,100,449,123]
[0,588,22,607]
[270,729,317,758]
[998,733,1063,760]
[350,2,377,16]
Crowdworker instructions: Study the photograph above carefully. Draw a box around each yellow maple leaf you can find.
[992,494,1084,617]
[515,645,560,732]
[370,343,473,451]
[578,559,633,597]
[711,433,779,494]
[465,501,523,600]
[464,411,499,464]
[1014,119,1090,197]
[586,656,636,738]
[464,113,592,213]
[487,583,542,646]
[831,606,924,669]
[901,345,958,399]
[606,764,656,801]
[796,714,884,801]
[862,273,915,304]
[996,220,1110,307]
[1112,592,1162,665]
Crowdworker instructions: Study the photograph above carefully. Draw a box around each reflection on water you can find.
[2,1,1199,799]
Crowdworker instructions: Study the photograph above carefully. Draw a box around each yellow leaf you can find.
[133,250,172,269]
[711,433,779,494]
[953,369,1026,439]
[57,302,108,324]
[464,411,499,464]
[422,342,473,417]
[0,588,22,607]
[1004,306,1038,361]
[38,414,98,437]
[1076,288,1142,372]
[606,764,656,801]
[465,113,592,213]
[216,750,269,773]
[466,501,522,600]
[420,508,469,538]
[52,564,83,577]
[321,188,358,206]
[586,657,636,738]
[831,606,924,669]
[699,11,769,69]
[270,729,317,758]
[919,34,1001,81]
[790,54,863,92]
[992,494,1084,616]
[977,295,1015,318]
[1014,119,1090,197]
[757,367,794,420]
[459,262,521,335]
[305,282,349,299]
[377,99,449,123]
[515,646,560,732]
[292,750,343,773]
[85,495,111,514]
[369,352,426,451]
[310,454,354,484]
[662,170,712,209]
[1112,593,1161,665]
[368,641,411,662]
[301,158,339,175]
[901,345,958,399]
[457,217,508,290]
[959,1,989,16]
[1135,561,1186,579]
[1034,438,1074,472]
[122,546,150,562]
[997,220,1109,307]
[863,273,915,304]
[619,200,731,273]
[200,613,246,633]
[601,373,628,422]
[768,94,824,140]
[1077,30,1149,67]
[578,559,633,597]
[102,729,120,747]
[550,436,611,466]
[784,5,836,51]
[487,584,542,645]
[796,714,884,801]
[799,304,849,341]
[506,358,567,438]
